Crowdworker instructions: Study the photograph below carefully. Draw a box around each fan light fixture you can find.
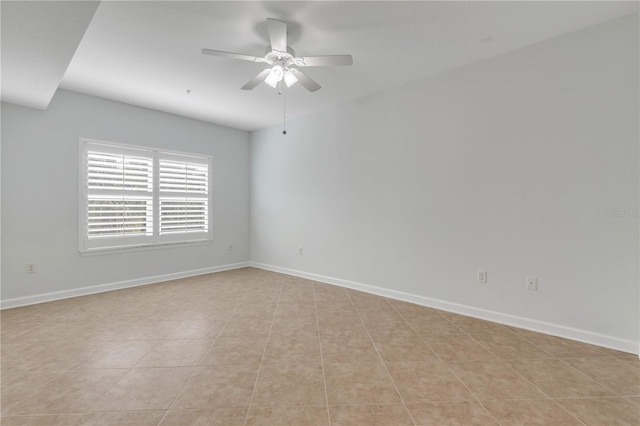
[264,64,284,88]
[265,64,299,89]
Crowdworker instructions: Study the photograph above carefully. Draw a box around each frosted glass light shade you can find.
[265,64,284,88]
[284,70,298,87]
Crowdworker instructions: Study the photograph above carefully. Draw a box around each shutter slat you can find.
[87,150,153,194]
[158,158,208,194]
[87,196,153,239]
[159,195,208,235]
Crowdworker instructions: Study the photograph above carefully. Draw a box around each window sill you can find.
[79,239,213,256]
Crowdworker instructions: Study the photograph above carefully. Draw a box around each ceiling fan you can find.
[202,18,353,93]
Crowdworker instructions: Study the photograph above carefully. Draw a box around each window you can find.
[80,139,211,252]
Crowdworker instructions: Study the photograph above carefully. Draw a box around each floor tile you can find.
[217,318,272,339]
[483,399,581,425]
[262,335,322,365]
[78,340,158,369]
[0,414,89,425]
[404,315,463,335]
[386,361,474,403]
[0,318,46,337]
[556,397,640,425]
[407,401,498,425]
[564,356,640,396]
[359,311,409,331]
[388,300,443,318]
[314,289,351,304]
[242,292,281,305]
[136,339,210,367]
[77,320,180,341]
[184,306,237,320]
[159,408,247,425]
[315,302,359,318]
[370,333,437,362]
[443,314,512,335]
[233,303,277,319]
[320,333,380,363]
[627,396,640,406]
[165,319,227,339]
[8,321,87,343]
[245,406,329,425]
[422,334,497,362]
[274,303,317,318]
[79,410,166,425]
[515,330,625,358]
[278,289,316,304]
[270,316,319,339]
[199,337,266,366]
[93,367,193,411]
[318,316,365,337]
[448,359,545,401]
[354,299,398,314]
[324,362,401,404]
[347,289,388,304]
[1,341,92,372]
[328,404,413,425]
[172,365,259,409]
[472,332,552,359]
[508,358,618,398]
[251,363,326,407]
[4,369,128,415]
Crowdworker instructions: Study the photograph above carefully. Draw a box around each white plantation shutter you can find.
[158,153,209,242]
[80,139,212,252]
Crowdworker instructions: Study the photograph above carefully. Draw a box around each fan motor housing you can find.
[265,46,296,65]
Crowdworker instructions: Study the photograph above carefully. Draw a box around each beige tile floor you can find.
[1,267,638,425]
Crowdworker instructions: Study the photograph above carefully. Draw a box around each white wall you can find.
[251,15,639,349]
[2,89,250,303]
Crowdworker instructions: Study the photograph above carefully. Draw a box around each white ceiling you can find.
[2,1,638,131]
[1,1,99,109]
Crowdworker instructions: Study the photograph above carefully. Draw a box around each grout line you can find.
[463,332,589,426]
[553,396,640,400]
[537,395,588,425]
[557,360,628,398]
[241,274,284,426]
[385,299,505,426]
[313,283,332,426]
[347,293,418,426]
[80,363,137,417]
[156,283,246,425]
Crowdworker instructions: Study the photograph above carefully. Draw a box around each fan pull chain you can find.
[282,89,287,135]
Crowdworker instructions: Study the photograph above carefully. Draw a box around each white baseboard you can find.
[0,262,251,310]
[250,262,639,355]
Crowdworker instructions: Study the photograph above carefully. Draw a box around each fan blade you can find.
[296,55,353,67]
[202,49,265,63]
[241,69,272,90]
[267,18,287,53]
[288,68,321,92]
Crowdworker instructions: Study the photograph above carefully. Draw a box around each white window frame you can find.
[79,138,213,254]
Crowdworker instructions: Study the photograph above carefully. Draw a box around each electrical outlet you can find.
[477,270,487,283]
[526,276,537,291]
[298,246,304,255]
[228,243,233,251]
[26,263,36,274]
